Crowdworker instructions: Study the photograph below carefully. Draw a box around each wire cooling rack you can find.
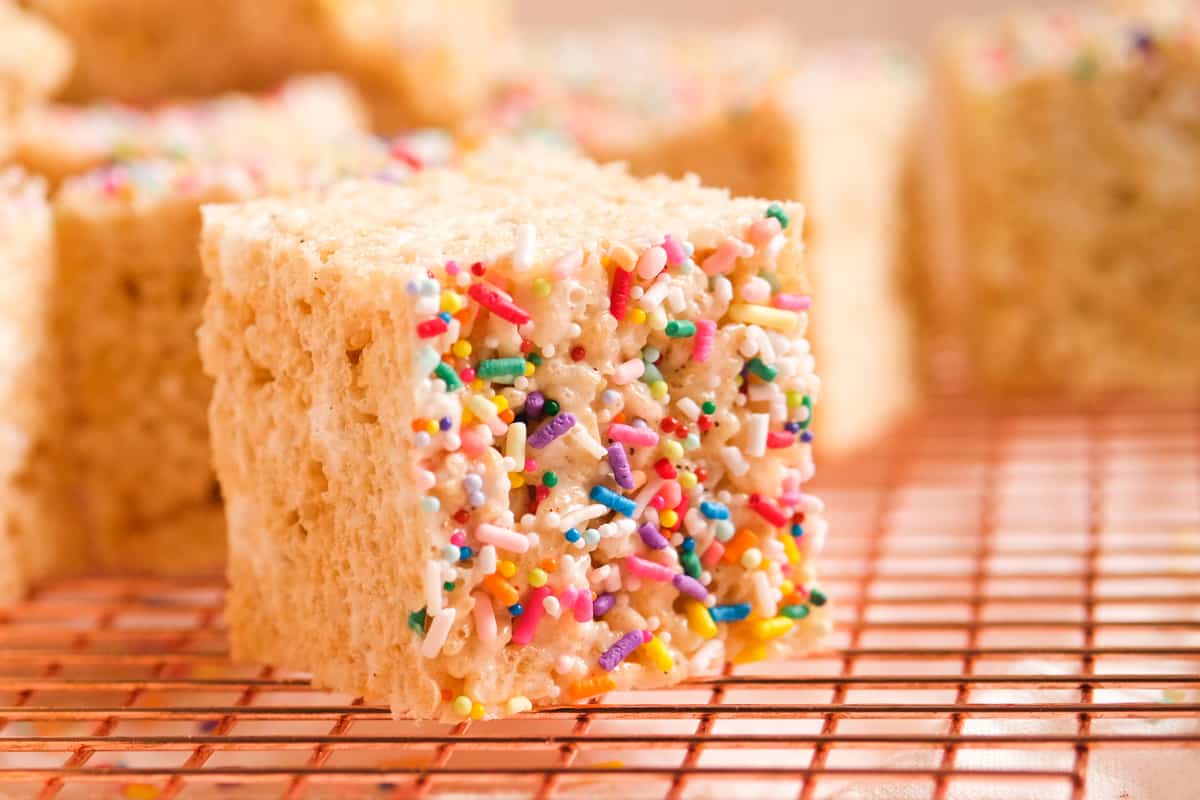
[0,400,1196,799]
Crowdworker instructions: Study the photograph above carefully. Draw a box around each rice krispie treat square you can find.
[12,75,368,188]
[0,1,71,157]
[198,147,831,720]
[932,2,1200,394]
[480,32,925,455]
[27,0,509,130]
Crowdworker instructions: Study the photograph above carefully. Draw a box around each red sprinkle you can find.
[661,417,677,433]
[654,458,677,479]
[570,346,586,361]
[695,468,709,483]
[520,339,535,354]
[417,318,449,338]
[767,431,796,449]
[697,415,714,432]
[610,268,633,320]
[389,140,423,169]
[469,283,531,326]
[459,367,476,382]
[470,261,487,276]
[749,494,789,527]
[453,509,471,525]
[675,425,690,439]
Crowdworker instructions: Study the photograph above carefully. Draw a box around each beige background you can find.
[516,0,1057,44]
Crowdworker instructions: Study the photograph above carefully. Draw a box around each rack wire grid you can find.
[0,398,1196,800]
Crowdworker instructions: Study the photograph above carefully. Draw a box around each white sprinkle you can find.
[476,523,529,553]
[466,394,498,422]
[559,503,609,530]
[684,508,707,538]
[423,560,444,616]
[746,413,769,457]
[473,592,497,643]
[634,476,665,516]
[752,571,777,618]
[512,223,537,272]
[421,608,456,658]
[639,278,671,310]
[543,595,561,618]
[612,359,645,386]
[689,640,725,674]
[666,286,687,314]
[571,425,608,460]
[505,422,526,466]
[648,308,668,331]
[676,397,701,420]
[713,276,733,306]
[720,446,750,477]
[477,545,497,576]
[766,232,788,260]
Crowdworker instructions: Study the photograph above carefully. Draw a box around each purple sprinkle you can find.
[607,443,635,490]
[592,592,616,617]
[672,573,708,601]
[525,391,545,419]
[638,523,669,550]
[598,630,646,671]
[528,413,576,449]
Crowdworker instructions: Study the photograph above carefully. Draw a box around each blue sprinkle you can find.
[681,537,696,553]
[565,528,582,543]
[700,500,730,520]
[590,485,636,517]
[709,603,752,623]
[509,604,524,616]
[801,431,814,443]
[439,416,453,431]
[459,546,473,560]
[438,311,452,323]
[791,524,804,538]
[784,421,801,434]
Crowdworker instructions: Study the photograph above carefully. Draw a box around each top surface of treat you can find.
[0,167,47,226]
[945,0,1200,90]
[0,1,72,111]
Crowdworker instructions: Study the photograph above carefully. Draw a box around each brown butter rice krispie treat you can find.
[26,0,510,131]
[931,1,1200,394]
[199,147,831,720]
[0,1,71,158]
[480,31,925,455]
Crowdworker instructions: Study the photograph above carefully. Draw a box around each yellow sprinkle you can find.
[532,278,552,298]
[781,534,801,565]
[629,308,647,325]
[593,760,625,769]
[461,409,475,426]
[506,695,533,715]
[659,509,678,528]
[509,472,526,489]
[780,579,795,596]
[750,617,795,641]
[492,395,510,413]
[660,439,683,462]
[642,635,674,673]
[740,547,763,569]
[678,471,697,490]
[470,378,485,392]
[498,560,516,578]
[650,380,669,401]
[528,568,547,588]
[786,390,803,408]
[734,643,769,665]
[452,695,473,717]
[524,362,536,377]
[727,303,799,333]
[123,784,159,800]
[452,339,472,358]
[424,419,439,435]
[441,290,465,314]
[470,701,486,721]
[609,244,637,271]
[685,600,717,639]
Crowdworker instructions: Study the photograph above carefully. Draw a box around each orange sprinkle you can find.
[483,574,519,606]
[569,674,617,701]
[411,419,427,432]
[500,409,516,424]
[540,557,558,573]
[723,530,760,564]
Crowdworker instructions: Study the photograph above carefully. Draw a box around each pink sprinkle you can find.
[469,282,531,326]
[693,320,716,363]
[636,246,668,280]
[701,541,725,567]
[749,494,790,528]
[747,217,782,245]
[773,293,812,311]
[445,260,460,276]
[662,235,687,266]
[559,587,577,609]
[612,358,645,386]
[524,458,537,473]
[700,239,743,275]
[475,523,529,553]
[473,592,497,643]
[511,587,552,645]
[573,591,593,622]
[657,480,682,509]
[417,318,449,338]
[767,431,796,449]
[551,249,583,279]
[609,423,659,448]
[626,555,675,583]
[449,531,466,546]
[610,267,633,320]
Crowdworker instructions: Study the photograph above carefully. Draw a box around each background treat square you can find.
[932,1,1200,394]
[26,0,511,131]
[199,146,830,721]
[0,1,72,158]
[479,30,926,456]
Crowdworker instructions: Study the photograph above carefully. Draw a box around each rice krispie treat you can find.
[199,147,831,720]
[12,75,368,188]
[932,2,1200,394]
[49,129,436,577]
[480,33,925,455]
[0,170,79,603]
[26,0,509,130]
[0,1,71,157]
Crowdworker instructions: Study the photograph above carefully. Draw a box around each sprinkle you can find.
[747,358,778,382]
[693,320,716,362]
[609,244,637,271]
[473,592,497,642]
[749,495,789,527]
[571,424,608,459]
[699,501,730,520]
[727,304,799,332]
[768,431,795,449]
[809,589,828,607]
[608,443,635,490]
[506,695,533,715]
[529,413,576,448]
[781,532,802,565]
[636,246,668,280]
[612,358,645,385]
[659,439,684,462]
[752,571,777,617]
[477,358,526,378]
[701,541,725,567]
[475,523,529,554]
[709,604,752,623]
[781,604,811,620]
[766,203,790,229]
[564,528,582,543]
[672,573,708,601]
[734,643,768,665]
[407,608,427,635]
[740,547,764,569]
[417,317,448,338]
[569,673,616,701]
[659,509,679,528]
[469,282,531,326]
[509,603,524,616]
[610,267,633,320]
[700,238,747,275]
[662,235,687,266]
[424,561,444,615]
[512,223,537,272]
[551,249,584,279]
[773,293,811,311]
[638,522,669,550]
[511,586,552,645]
[470,701,486,720]
[720,446,750,476]
[746,414,770,458]
[599,630,649,671]
[685,600,717,639]
[434,362,462,391]
[608,423,659,448]
[642,635,674,672]
[680,549,702,579]
[590,485,636,517]
[483,574,519,607]
[723,530,759,564]
[505,422,527,466]
[453,695,473,717]
[800,395,814,429]
[625,555,675,583]
[542,471,558,488]
[665,320,697,338]
[420,608,456,658]
[524,391,545,419]
[576,591,598,621]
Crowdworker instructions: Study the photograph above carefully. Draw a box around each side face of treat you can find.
[200,150,830,720]
[0,1,72,158]
[937,4,1200,394]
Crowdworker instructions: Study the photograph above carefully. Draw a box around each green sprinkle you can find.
[665,320,697,338]
[809,589,828,607]
[747,358,778,382]
[542,471,558,487]
[544,399,560,417]
[528,352,543,366]
[799,395,814,430]
[477,357,526,378]
[681,550,702,579]
[766,202,789,229]
[434,362,462,391]
[408,608,427,635]
[780,604,811,620]
[643,363,665,384]
[443,581,456,592]
[1072,51,1099,81]
[701,400,717,415]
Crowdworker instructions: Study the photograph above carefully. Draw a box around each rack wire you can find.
[0,399,1196,799]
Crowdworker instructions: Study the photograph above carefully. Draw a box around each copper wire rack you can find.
[0,399,1197,799]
